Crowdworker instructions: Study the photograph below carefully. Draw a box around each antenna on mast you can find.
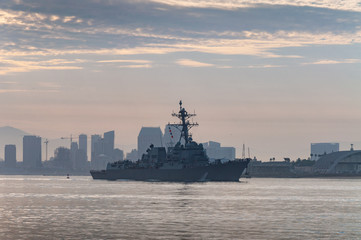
[242,143,246,159]
[168,100,198,144]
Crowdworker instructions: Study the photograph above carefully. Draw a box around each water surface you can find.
[0,176,360,239]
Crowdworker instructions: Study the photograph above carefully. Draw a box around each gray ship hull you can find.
[90,160,249,182]
[205,160,249,181]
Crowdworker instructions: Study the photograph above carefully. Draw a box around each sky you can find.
[1,0,361,161]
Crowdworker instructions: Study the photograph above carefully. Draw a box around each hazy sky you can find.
[1,0,361,160]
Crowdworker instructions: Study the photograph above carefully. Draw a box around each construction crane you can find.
[61,134,73,148]
[44,139,49,161]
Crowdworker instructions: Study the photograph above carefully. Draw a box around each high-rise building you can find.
[53,147,71,169]
[220,147,236,160]
[5,144,16,168]
[78,134,87,161]
[91,134,102,169]
[23,135,42,168]
[202,141,236,160]
[137,127,163,159]
[126,149,138,161]
[113,148,124,161]
[163,124,182,149]
[70,142,78,168]
[103,131,115,157]
[311,143,339,160]
[90,131,116,170]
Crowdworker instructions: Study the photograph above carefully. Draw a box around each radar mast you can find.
[168,101,198,144]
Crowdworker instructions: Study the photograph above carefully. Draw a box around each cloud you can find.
[176,59,214,67]
[0,65,82,75]
[245,64,284,68]
[0,89,59,93]
[149,0,361,12]
[63,16,75,23]
[98,59,153,68]
[303,59,361,65]
[0,27,359,75]
[117,64,152,68]
[0,89,29,93]
[217,66,233,69]
[97,59,151,64]
[2,29,356,58]
[0,57,83,75]
[0,9,51,28]
[37,82,61,88]
[0,9,82,30]
[0,81,17,84]
[50,15,59,21]
[1,0,360,75]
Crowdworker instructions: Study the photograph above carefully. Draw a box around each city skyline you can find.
[0,125,359,163]
[1,0,360,161]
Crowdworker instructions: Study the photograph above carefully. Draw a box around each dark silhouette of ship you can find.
[90,101,249,182]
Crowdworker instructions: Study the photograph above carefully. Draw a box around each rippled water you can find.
[0,176,360,239]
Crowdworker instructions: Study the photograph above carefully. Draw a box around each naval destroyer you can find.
[90,101,249,182]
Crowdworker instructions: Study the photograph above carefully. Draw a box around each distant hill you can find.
[0,126,30,161]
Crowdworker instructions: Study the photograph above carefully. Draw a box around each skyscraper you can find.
[163,124,182,148]
[103,130,114,158]
[53,147,71,169]
[137,127,163,159]
[90,131,117,170]
[113,148,124,161]
[78,134,87,161]
[70,141,78,168]
[91,134,102,167]
[5,144,16,168]
[23,135,42,168]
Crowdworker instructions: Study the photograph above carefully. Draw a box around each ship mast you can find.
[168,100,198,144]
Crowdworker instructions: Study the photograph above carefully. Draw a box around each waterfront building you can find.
[70,142,78,168]
[247,159,295,177]
[91,134,102,169]
[311,143,339,160]
[5,144,16,168]
[126,149,138,161]
[113,148,124,161]
[78,134,87,161]
[75,148,88,170]
[314,148,361,174]
[202,141,236,160]
[23,135,42,168]
[137,127,163,159]
[53,147,71,169]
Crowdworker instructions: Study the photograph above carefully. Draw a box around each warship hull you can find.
[90,160,249,182]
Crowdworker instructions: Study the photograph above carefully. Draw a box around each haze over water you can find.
[1,176,360,239]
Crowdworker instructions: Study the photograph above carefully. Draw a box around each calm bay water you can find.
[0,176,360,239]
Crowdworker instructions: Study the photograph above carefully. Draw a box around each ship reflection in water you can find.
[1,176,361,239]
